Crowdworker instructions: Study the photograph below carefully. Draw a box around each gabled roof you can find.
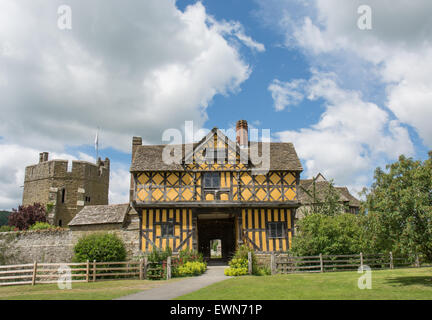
[298,179,360,208]
[68,204,136,226]
[130,129,303,172]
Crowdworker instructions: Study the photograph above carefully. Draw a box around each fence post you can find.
[139,259,143,280]
[389,252,394,269]
[319,253,324,273]
[270,252,276,275]
[31,261,37,286]
[144,257,148,280]
[86,260,90,282]
[415,254,420,268]
[360,252,364,270]
[248,252,252,275]
[93,260,96,282]
[167,256,171,280]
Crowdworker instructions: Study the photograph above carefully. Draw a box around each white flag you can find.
[94,129,99,150]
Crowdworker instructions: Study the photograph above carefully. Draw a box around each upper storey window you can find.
[203,172,220,189]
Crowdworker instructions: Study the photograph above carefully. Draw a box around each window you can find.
[161,220,174,237]
[203,172,220,189]
[85,196,91,203]
[58,220,62,227]
[205,148,225,162]
[61,188,66,204]
[267,222,285,238]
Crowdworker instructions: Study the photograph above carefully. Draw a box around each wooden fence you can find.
[268,252,427,275]
[0,258,173,287]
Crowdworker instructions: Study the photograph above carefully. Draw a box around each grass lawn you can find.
[0,278,182,300]
[177,267,432,300]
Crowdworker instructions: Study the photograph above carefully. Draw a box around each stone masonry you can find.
[22,152,110,227]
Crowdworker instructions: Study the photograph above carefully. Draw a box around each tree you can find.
[363,152,432,261]
[291,213,367,256]
[73,233,127,262]
[8,203,47,230]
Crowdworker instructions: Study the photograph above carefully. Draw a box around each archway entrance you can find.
[197,213,236,262]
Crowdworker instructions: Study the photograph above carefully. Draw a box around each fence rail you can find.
[269,252,429,275]
[0,257,174,287]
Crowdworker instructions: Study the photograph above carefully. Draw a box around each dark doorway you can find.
[197,216,236,262]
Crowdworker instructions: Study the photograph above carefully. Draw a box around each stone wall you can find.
[0,228,140,265]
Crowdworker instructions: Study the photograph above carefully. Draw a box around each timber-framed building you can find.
[129,120,303,260]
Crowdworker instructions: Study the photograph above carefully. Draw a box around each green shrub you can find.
[0,225,15,232]
[177,261,207,276]
[224,258,249,276]
[178,248,203,263]
[224,266,248,276]
[73,233,127,262]
[29,222,54,230]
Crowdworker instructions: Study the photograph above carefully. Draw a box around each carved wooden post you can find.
[360,252,364,270]
[93,260,96,282]
[319,253,323,273]
[86,260,90,282]
[144,257,148,280]
[270,252,276,275]
[389,252,394,269]
[139,259,143,280]
[31,261,37,286]
[167,256,171,280]
[248,252,252,275]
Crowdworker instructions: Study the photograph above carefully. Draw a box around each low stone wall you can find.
[0,228,140,265]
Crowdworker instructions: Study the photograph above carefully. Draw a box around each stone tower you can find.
[22,152,110,227]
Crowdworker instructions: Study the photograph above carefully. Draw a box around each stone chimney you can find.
[236,120,248,148]
[39,153,44,163]
[130,136,142,202]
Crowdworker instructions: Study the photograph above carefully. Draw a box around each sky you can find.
[0,0,431,210]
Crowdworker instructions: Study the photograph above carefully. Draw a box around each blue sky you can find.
[1,0,431,209]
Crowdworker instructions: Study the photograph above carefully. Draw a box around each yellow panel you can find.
[169,209,173,219]
[196,173,201,185]
[152,188,163,201]
[182,209,187,228]
[268,239,274,251]
[284,187,296,201]
[161,238,166,250]
[248,209,252,229]
[137,189,148,201]
[221,172,226,188]
[261,231,267,251]
[254,210,260,249]
[189,209,192,230]
[232,187,238,200]
[274,209,279,222]
[225,173,231,187]
[269,173,280,185]
[182,173,193,185]
[285,172,296,185]
[155,210,160,222]
[275,239,280,251]
[267,209,272,221]
[260,209,265,229]
[256,188,267,201]
[270,188,282,201]
[149,209,153,227]
[240,172,252,185]
[153,173,164,185]
[242,209,246,230]
[289,232,292,249]
[248,231,253,247]
[182,188,193,201]
[169,238,173,251]
[287,209,291,229]
[220,193,229,201]
[175,209,180,223]
[242,188,252,201]
[166,188,178,201]
[206,193,214,201]
[162,209,167,222]
[255,175,266,185]
[142,209,147,228]
[282,239,287,251]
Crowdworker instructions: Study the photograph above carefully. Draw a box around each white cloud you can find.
[0,0,259,152]
[108,166,130,205]
[274,72,414,192]
[268,79,306,111]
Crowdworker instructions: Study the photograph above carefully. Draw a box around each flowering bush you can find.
[224,258,249,276]
[177,261,207,276]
